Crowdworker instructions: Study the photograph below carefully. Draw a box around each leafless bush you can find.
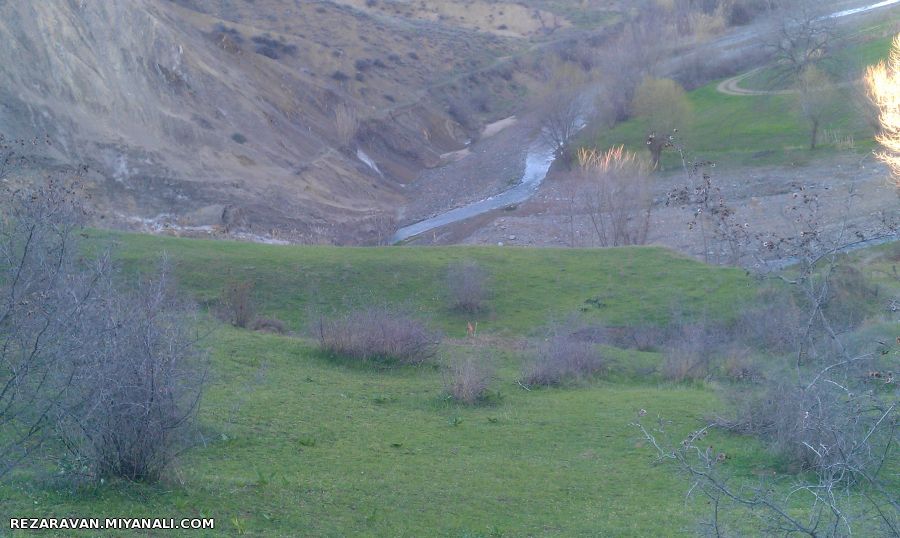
[521,335,605,387]
[577,146,653,247]
[56,262,206,482]
[0,177,206,482]
[661,322,728,382]
[444,355,494,405]
[721,348,763,383]
[446,260,489,313]
[221,280,256,328]
[334,103,358,149]
[736,287,803,355]
[315,306,440,365]
[252,316,287,334]
[0,178,97,475]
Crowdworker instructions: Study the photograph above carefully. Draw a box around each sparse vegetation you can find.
[446,260,489,313]
[315,306,440,365]
[521,333,605,387]
[631,77,692,168]
[444,354,494,404]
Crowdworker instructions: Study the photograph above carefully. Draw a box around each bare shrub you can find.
[252,316,287,334]
[522,335,605,387]
[446,260,489,313]
[57,262,206,482]
[444,355,494,405]
[334,103,359,149]
[661,323,726,382]
[577,146,653,247]
[0,176,206,482]
[221,280,256,328]
[736,287,803,355]
[315,306,440,365]
[721,348,763,383]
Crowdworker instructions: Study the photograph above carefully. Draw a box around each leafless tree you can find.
[767,0,835,77]
[0,178,100,476]
[533,60,591,160]
[795,66,837,150]
[577,146,653,247]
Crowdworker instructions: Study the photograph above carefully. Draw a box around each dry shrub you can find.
[444,355,494,405]
[333,103,358,149]
[721,347,763,383]
[59,263,206,482]
[661,323,725,382]
[315,306,440,365]
[522,336,605,387]
[252,316,287,334]
[737,287,803,355]
[221,280,256,328]
[722,380,883,474]
[446,260,489,313]
[577,146,653,247]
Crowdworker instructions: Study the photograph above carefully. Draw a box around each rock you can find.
[508,235,516,240]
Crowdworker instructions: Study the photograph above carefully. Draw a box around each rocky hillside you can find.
[0,0,604,243]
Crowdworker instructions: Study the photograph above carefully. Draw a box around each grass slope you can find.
[106,232,754,336]
[0,234,769,536]
[588,31,899,168]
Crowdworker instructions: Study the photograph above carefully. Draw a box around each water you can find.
[827,0,900,19]
[391,139,555,244]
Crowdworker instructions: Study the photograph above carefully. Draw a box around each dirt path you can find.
[716,68,795,96]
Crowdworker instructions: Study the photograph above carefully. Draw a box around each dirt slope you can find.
[0,0,583,242]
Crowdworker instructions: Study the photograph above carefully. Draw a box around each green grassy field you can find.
[106,232,754,335]
[0,233,768,537]
[587,32,896,169]
[1,234,894,536]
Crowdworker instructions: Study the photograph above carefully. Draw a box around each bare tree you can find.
[534,61,591,160]
[867,34,900,186]
[577,146,653,247]
[768,0,835,77]
[795,65,837,150]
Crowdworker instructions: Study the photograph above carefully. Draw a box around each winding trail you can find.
[718,0,900,97]
[716,68,796,96]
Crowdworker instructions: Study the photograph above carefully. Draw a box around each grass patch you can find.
[100,232,753,336]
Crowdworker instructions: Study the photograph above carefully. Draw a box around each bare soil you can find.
[409,152,898,265]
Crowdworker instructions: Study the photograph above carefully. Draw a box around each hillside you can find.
[0,0,619,244]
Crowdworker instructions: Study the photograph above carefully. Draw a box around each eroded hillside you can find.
[0,0,614,243]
